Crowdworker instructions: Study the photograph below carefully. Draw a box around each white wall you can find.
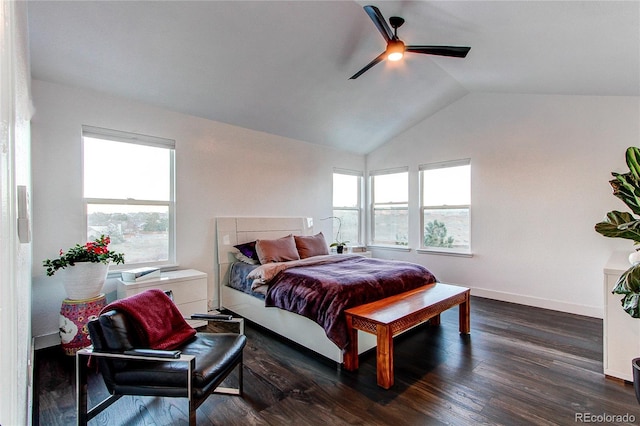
[0,1,33,424]
[31,81,638,344]
[30,79,364,344]
[367,92,640,317]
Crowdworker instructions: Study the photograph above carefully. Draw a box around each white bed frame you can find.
[216,217,376,363]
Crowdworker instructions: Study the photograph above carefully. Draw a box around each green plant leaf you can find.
[612,265,640,318]
[620,293,640,318]
[329,242,348,247]
[594,210,640,243]
[613,264,640,294]
[611,173,640,215]
[626,146,640,181]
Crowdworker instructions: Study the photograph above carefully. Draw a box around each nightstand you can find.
[117,269,208,327]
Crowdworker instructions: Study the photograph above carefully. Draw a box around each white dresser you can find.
[604,252,640,382]
[117,269,208,327]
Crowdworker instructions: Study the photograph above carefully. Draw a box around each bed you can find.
[216,217,437,364]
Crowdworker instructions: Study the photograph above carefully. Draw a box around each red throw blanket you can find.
[101,288,196,350]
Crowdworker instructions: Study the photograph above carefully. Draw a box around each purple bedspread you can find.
[264,256,437,350]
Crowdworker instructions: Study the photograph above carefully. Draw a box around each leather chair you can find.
[76,306,246,426]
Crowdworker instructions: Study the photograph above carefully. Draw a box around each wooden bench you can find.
[343,283,470,389]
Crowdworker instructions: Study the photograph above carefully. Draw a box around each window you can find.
[332,170,362,245]
[370,168,409,246]
[82,126,175,268]
[420,159,470,253]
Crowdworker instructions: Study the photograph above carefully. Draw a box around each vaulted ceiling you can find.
[27,1,640,154]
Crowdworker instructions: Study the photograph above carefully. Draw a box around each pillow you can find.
[234,251,259,265]
[294,232,329,259]
[255,235,300,264]
[234,241,259,262]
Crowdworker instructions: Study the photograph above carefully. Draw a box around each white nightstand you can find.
[117,269,208,327]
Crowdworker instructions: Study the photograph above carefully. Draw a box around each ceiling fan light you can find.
[388,51,403,61]
[386,40,405,61]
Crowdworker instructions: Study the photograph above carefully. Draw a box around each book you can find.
[121,267,160,282]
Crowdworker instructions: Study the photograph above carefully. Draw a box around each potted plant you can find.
[594,146,640,403]
[330,241,349,254]
[43,235,125,300]
[322,215,349,253]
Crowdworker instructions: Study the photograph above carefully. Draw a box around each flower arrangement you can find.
[43,235,125,276]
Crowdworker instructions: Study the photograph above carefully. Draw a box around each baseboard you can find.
[470,287,603,319]
[33,333,60,350]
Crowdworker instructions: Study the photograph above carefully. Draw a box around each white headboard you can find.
[215,217,314,299]
[216,217,314,265]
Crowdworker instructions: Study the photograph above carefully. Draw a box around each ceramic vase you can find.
[58,262,109,300]
[59,294,107,355]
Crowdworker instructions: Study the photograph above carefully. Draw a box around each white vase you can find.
[59,262,109,300]
[629,251,640,265]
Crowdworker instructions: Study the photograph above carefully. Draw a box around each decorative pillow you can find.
[294,232,329,259]
[255,235,300,264]
[234,251,259,265]
[234,241,259,262]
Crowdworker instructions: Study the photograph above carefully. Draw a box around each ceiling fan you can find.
[350,5,471,80]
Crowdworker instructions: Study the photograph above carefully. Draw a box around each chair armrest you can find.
[124,349,181,359]
[190,313,233,321]
[76,347,195,363]
[186,313,245,335]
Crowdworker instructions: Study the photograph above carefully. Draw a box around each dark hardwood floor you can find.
[34,296,640,425]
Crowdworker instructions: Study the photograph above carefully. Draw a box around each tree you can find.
[143,212,168,232]
[424,220,454,248]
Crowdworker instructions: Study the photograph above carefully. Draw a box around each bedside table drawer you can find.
[117,269,208,326]
[161,279,206,305]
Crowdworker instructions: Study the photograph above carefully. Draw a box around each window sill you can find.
[368,245,411,252]
[416,249,473,258]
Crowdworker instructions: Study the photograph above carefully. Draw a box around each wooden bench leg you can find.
[459,292,471,334]
[376,324,393,389]
[429,314,441,326]
[343,314,359,371]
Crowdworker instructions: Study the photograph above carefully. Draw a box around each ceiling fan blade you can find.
[349,51,386,80]
[406,45,471,58]
[363,5,393,42]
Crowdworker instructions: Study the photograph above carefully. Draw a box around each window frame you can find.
[81,125,177,269]
[332,168,363,246]
[369,167,410,248]
[418,158,471,256]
